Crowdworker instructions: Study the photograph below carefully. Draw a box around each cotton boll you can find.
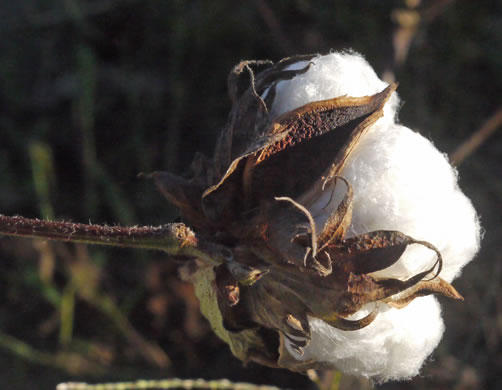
[297,297,444,383]
[270,51,400,123]
[271,51,480,282]
[340,122,481,282]
[271,51,481,381]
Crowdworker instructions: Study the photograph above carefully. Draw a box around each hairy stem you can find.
[0,215,217,264]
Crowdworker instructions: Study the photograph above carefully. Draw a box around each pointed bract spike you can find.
[384,277,463,309]
[227,261,269,286]
[256,84,397,164]
[317,176,353,250]
[274,54,317,70]
[285,314,305,332]
[259,60,314,89]
[373,249,442,301]
[320,309,377,331]
[323,83,397,178]
[406,237,443,280]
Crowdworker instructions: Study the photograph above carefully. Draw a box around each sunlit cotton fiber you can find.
[271,51,481,382]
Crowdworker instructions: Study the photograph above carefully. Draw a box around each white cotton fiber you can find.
[272,52,481,382]
[298,297,444,382]
[270,51,399,126]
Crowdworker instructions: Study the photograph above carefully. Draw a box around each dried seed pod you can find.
[152,52,480,380]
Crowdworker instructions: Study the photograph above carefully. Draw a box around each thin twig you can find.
[383,0,456,82]
[450,106,502,165]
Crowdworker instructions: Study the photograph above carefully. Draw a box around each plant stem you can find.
[0,215,218,264]
[56,378,287,390]
[450,105,502,166]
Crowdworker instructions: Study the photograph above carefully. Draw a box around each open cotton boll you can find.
[270,51,400,124]
[298,297,444,383]
[339,122,481,283]
[271,52,481,381]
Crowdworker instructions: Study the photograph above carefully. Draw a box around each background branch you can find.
[450,106,502,166]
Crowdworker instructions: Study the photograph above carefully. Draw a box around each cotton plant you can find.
[0,51,480,386]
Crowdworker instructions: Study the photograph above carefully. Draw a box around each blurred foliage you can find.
[0,1,501,389]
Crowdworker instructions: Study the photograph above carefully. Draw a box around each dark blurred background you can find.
[0,1,500,389]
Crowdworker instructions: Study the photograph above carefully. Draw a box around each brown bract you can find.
[151,56,463,370]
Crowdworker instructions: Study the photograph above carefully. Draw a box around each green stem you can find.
[56,378,287,390]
